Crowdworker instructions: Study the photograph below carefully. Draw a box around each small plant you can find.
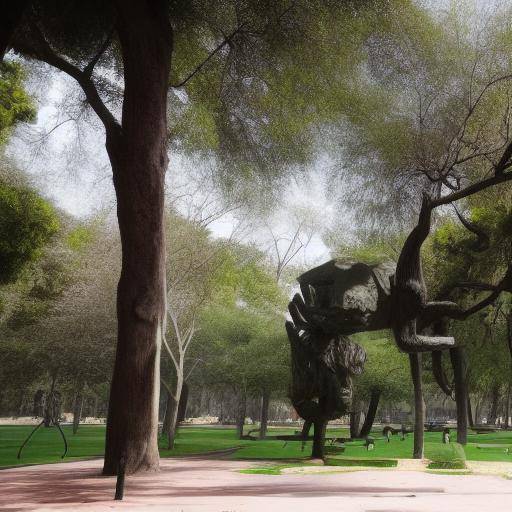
[426,442,466,470]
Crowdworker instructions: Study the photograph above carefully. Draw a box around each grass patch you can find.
[426,442,466,469]
[324,457,398,467]
[2,424,512,469]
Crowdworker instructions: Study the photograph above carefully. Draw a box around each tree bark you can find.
[450,347,468,444]
[166,394,179,450]
[102,0,172,475]
[487,384,500,425]
[312,419,327,459]
[177,382,189,423]
[161,390,173,437]
[236,391,247,439]
[350,405,364,438]
[72,387,84,435]
[359,389,381,438]
[467,395,474,428]
[505,384,511,429]
[259,390,270,439]
[409,353,425,459]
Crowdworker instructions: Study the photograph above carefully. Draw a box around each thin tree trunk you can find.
[301,419,312,438]
[161,390,173,437]
[450,347,468,444]
[312,419,327,459]
[410,353,425,459]
[177,382,189,423]
[72,386,84,435]
[44,374,57,428]
[259,390,270,439]
[505,384,511,429]
[350,404,364,438]
[487,384,500,425]
[359,389,381,438]
[236,391,247,439]
[103,0,172,475]
[467,395,474,428]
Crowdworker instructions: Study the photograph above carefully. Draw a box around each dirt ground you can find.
[1,457,511,512]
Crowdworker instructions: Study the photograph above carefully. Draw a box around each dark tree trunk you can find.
[449,347,468,444]
[72,387,84,435]
[259,390,270,439]
[236,392,246,439]
[102,0,172,475]
[312,419,327,459]
[301,419,313,438]
[161,390,173,437]
[505,384,511,429]
[359,389,381,437]
[44,374,57,428]
[177,382,189,423]
[350,406,364,438]
[467,396,474,428]
[0,1,30,59]
[487,384,500,425]
[409,353,425,459]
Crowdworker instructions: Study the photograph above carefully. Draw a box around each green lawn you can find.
[1,424,511,469]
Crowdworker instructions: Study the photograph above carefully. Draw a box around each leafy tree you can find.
[0,181,59,284]
[4,0,411,473]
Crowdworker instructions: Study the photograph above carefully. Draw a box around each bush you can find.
[426,442,466,469]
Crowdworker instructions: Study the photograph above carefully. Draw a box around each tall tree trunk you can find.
[311,419,327,459]
[410,353,425,459]
[161,390,173,437]
[487,384,500,425]
[177,382,189,423]
[44,374,57,428]
[103,0,172,476]
[450,347,468,444]
[72,386,84,435]
[505,384,511,429]
[259,390,270,439]
[236,391,247,439]
[467,395,474,428]
[350,403,364,438]
[359,389,381,438]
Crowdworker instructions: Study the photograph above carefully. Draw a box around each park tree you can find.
[2,0,409,474]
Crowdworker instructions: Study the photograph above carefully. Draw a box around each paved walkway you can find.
[1,458,511,512]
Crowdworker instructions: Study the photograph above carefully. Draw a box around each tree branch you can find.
[169,23,246,89]
[17,23,120,133]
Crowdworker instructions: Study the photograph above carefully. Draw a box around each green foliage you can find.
[426,442,466,470]
[66,225,96,252]
[0,181,59,284]
[0,61,35,146]
[352,331,411,403]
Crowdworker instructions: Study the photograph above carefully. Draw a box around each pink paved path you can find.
[0,458,511,512]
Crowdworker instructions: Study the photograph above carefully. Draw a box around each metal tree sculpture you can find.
[286,310,366,458]
[18,388,68,460]
[286,193,512,458]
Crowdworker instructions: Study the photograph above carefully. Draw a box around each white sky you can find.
[6,71,335,264]
[6,0,502,266]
